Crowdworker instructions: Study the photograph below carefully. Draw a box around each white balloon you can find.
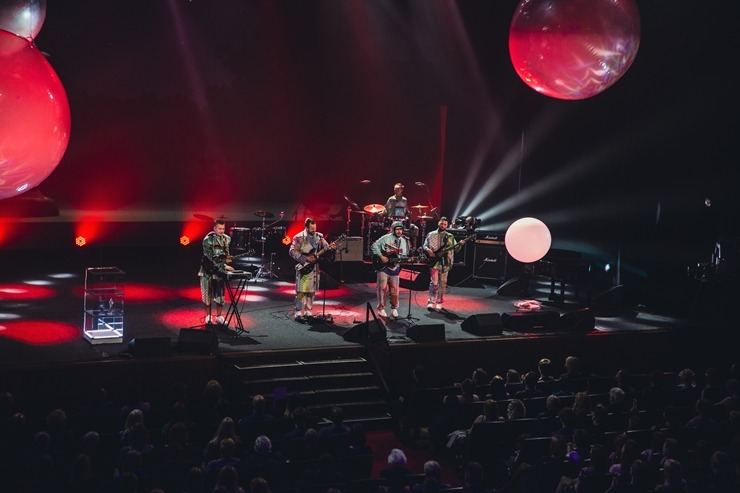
[505,217,552,263]
[0,0,47,40]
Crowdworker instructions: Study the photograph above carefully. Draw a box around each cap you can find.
[391,221,404,230]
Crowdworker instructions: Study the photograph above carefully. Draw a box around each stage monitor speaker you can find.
[342,320,386,344]
[501,310,560,332]
[177,329,218,354]
[406,323,446,343]
[128,337,171,358]
[399,269,429,291]
[340,236,364,262]
[461,313,504,336]
[473,243,507,280]
[559,308,595,332]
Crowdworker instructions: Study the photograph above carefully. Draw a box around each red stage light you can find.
[0,283,56,300]
[75,235,87,247]
[0,320,79,345]
[180,235,191,246]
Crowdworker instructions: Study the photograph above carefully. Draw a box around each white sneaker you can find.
[305,309,312,317]
[378,309,388,318]
[391,308,399,318]
[435,303,443,311]
[427,302,434,309]
[294,310,303,320]
[205,315,212,324]
[216,315,226,325]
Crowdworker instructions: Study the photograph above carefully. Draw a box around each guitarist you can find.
[423,216,459,311]
[371,221,410,319]
[198,219,235,325]
[288,218,332,320]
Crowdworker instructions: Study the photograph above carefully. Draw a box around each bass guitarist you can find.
[289,218,336,320]
[371,221,410,319]
[423,216,463,311]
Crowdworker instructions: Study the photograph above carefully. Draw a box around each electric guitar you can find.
[372,252,422,271]
[201,252,251,275]
[295,234,346,274]
[426,233,476,267]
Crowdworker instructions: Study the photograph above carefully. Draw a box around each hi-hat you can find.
[363,204,385,214]
[411,204,429,210]
[254,210,275,218]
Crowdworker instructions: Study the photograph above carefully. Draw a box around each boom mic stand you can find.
[256,213,283,280]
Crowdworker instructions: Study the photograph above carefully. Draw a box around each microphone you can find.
[415,181,426,186]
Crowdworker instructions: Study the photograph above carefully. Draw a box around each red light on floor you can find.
[180,236,191,246]
[0,320,79,345]
[75,235,86,247]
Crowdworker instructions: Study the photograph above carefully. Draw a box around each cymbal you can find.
[254,210,275,218]
[363,204,385,214]
[418,215,434,220]
[411,204,429,210]
[193,213,214,222]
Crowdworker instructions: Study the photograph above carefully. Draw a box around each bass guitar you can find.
[201,252,251,275]
[372,253,422,271]
[426,233,476,267]
[295,234,346,274]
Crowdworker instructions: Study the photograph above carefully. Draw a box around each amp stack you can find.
[472,231,507,281]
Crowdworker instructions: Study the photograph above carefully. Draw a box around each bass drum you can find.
[230,227,251,252]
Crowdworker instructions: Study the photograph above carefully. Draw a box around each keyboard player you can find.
[198,219,235,325]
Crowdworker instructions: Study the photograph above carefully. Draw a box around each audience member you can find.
[459,378,480,404]
[515,371,546,400]
[507,399,527,420]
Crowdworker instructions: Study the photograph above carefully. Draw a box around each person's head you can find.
[216,465,240,492]
[572,391,592,416]
[538,358,554,379]
[412,365,427,384]
[608,387,626,406]
[253,435,271,455]
[392,221,404,237]
[507,399,527,420]
[437,217,448,231]
[204,379,223,400]
[524,371,538,389]
[464,461,484,486]
[387,448,407,466]
[545,394,562,412]
[220,437,237,458]
[483,399,500,420]
[252,394,266,413]
[662,458,684,485]
[423,460,442,479]
[564,356,581,375]
[472,368,488,385]
[250,477,272,493]
[329,406,345,424]
[214,219,226,235]
[393,183,404,196]
[506,369,521,384]
[677,368,697,388]
[461,378,475,396]
[304,217,316,234]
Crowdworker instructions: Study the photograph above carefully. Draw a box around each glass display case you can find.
[83,267,125,344]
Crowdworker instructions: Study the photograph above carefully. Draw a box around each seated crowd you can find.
[1,355,739,493]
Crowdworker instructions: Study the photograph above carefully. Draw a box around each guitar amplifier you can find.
[338,236,364,262]
[473,243,508,280]
[474,231,505,246]
[448,229,472,266]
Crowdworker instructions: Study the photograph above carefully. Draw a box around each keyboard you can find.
[227,270,252,279]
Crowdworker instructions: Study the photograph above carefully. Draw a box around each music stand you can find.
[223,271,251,336]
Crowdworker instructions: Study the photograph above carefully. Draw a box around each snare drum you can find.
[230,227,251,251]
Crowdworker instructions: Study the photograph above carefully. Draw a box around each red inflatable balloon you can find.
[509,0,640,100]
[0,29,70,200]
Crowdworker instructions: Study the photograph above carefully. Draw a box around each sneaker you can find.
[435,303,443,311]
[294,310,303,320]
[391,308,399,318]
[378,309,388,318]
[216,315,226,325]
[426,302,434,309]
[205,315,212,324]
[305,309,313,318]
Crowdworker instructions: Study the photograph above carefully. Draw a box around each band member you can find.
[371,221,410,319]
[383,182,420,247]
[289,218,334,320]
[198,219,235,324]
[423,216,458,311]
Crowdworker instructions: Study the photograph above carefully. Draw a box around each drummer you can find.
[383,183,419,248]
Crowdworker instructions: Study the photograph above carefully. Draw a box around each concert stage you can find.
[0,245,732,408]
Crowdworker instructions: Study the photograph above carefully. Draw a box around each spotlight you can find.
[75,236,87,247]
[180,236,191,246]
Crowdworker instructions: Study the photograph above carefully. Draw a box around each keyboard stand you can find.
[224,272,251,336]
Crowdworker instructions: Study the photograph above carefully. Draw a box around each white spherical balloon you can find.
[505,217,552,263]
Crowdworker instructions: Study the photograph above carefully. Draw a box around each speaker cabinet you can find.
[501,310,560,332]
[559,308,595,332]
[342,320,386,344]
[177,329,218,354]
[406,323,446,342]
[128,337,171,357]
[339,236,364,262]
[473,243,507,280]
[461,313,504,336]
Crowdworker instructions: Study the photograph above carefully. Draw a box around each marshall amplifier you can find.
[473,231,507,280]
[448,229,474,266]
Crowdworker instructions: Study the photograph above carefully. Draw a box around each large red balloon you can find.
[509,0,641,100]
[0,29,70,200]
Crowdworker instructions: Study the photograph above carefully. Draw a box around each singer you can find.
[371,221,410,319]
[383,182,419,247]
[198,219,235,324]
[423,216,459,311]
[288,218,331,320]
